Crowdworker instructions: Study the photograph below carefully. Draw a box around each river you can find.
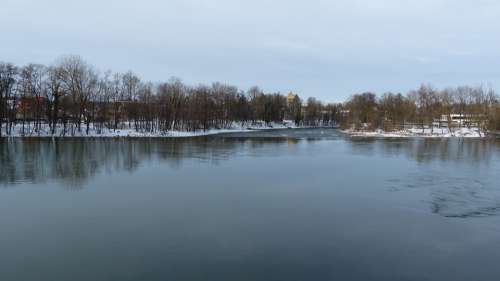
[1,129,500,281]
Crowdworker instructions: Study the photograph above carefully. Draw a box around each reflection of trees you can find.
[403,139,496,164]
[1,139,144,187]
[349,138,499,164]
[0,138,292,187]
[2,135,500,217]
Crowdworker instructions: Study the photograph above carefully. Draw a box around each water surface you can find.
[1,129,500,281]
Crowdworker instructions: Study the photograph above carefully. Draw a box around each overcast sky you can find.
[1,0,500,101]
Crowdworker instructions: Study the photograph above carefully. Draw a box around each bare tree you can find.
[0,63,18,136]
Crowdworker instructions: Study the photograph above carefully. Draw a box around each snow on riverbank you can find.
[0,121,303,138]
[342,127,486,138]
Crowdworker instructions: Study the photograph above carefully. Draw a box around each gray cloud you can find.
[2,0,500,101]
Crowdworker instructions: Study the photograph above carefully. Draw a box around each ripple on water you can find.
[387,173,500,218]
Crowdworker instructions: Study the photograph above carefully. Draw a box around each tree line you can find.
[3,55,500,137]
[340,84,500,134]
[0,56,339,136]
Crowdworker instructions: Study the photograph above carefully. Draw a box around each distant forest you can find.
[1,55,500,137]
[0,56,337,137]
[341,85,500,134]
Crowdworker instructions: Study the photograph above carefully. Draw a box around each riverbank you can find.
[0,121,312,138]
[341,127,487,138]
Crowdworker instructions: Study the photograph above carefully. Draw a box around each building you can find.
[287,92,297,105]
[434,114,484,127]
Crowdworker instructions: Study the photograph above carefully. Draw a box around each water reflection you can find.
[0,138,292,187]
[1,130,500,219]
[335,136,500,218]
[3,131,500,281]
[349,137,500,164]
[361,138,500,218]
[1,132,499,188]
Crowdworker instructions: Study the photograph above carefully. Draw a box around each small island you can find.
[0,57,336,138]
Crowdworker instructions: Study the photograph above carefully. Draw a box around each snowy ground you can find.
[342,128,486,138]
[342,127,487,138]
[0,121,303,138]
